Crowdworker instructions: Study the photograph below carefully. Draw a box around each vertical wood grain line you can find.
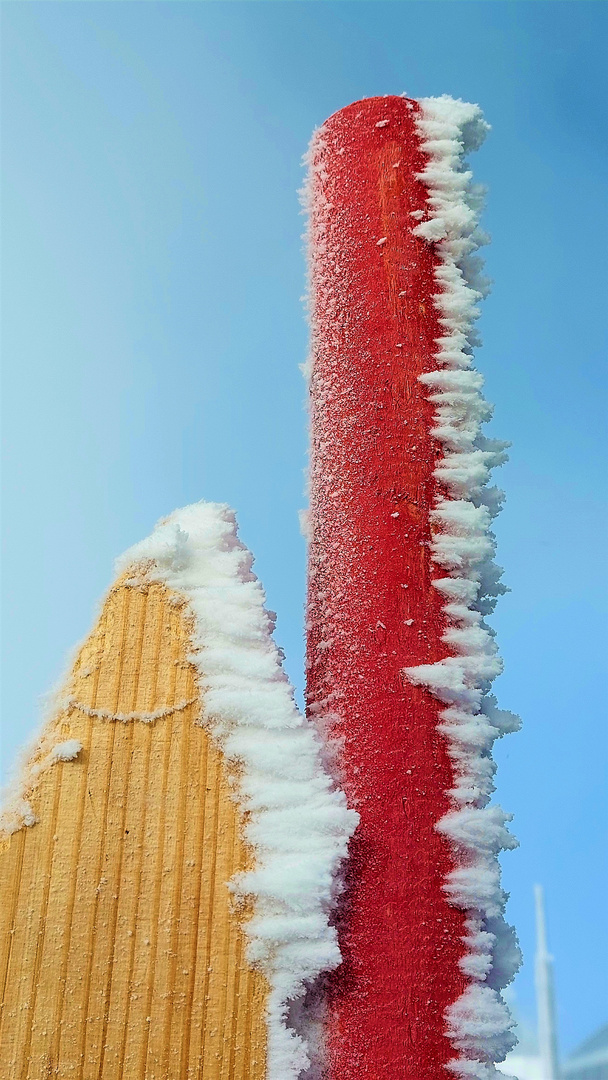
[222,808,244,1080]
[55,615,107,1069]
[46,712,94,1073]
[194,762,222,1080]
[134,704,174,1080]
[241,967,254,1080]
[95,587,150,1077]
[178,724,209,1080]
[143,591,183,1076]
[217,792,238,1074]
[16,756,63,1079]
[159,703,192,1076]
[226,923,244,1079]
[0,828,26,1023]
[114,589,165,1077]
[75,586,131,1080]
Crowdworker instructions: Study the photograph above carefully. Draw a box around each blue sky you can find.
[1,0,606,1056]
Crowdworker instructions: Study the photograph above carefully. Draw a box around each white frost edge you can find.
[113,501,358,1080]
[63,697,197,723]
[0,730,83,836]
[402,95,521,1077]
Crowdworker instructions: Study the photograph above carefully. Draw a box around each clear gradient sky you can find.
[1,0,606,1058]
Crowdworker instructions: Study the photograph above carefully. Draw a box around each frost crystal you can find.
[403,94,521,1074]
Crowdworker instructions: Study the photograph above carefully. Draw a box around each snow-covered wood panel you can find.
[1,502,356,1080]
[0,572,268,1079]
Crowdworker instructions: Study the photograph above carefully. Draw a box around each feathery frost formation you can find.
[403,95,521,1078]
[116,502,358,1080]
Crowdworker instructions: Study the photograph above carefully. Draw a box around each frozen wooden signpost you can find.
[0,96,519,1079]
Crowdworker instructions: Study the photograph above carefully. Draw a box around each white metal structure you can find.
[535,885,560,1080]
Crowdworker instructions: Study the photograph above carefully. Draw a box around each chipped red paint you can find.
[306,96,468,1077]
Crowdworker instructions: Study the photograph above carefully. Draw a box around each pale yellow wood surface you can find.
[0,578,268,1079]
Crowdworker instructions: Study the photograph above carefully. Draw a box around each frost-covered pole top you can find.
[305,93,519,1080]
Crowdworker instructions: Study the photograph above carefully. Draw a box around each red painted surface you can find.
[306,96,468,1077]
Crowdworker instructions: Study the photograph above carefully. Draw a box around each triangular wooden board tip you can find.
[0,571,268,1079]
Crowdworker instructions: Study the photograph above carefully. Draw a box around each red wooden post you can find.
[305,95,471,1077]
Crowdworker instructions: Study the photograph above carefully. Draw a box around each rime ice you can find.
[404,94,521,1077]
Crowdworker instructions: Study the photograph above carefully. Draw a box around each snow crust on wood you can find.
[64,697,197,723]
[114,502,358,1080]
[403,94,521,1077]
[0,727,84,836]
[46,738,82,763]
